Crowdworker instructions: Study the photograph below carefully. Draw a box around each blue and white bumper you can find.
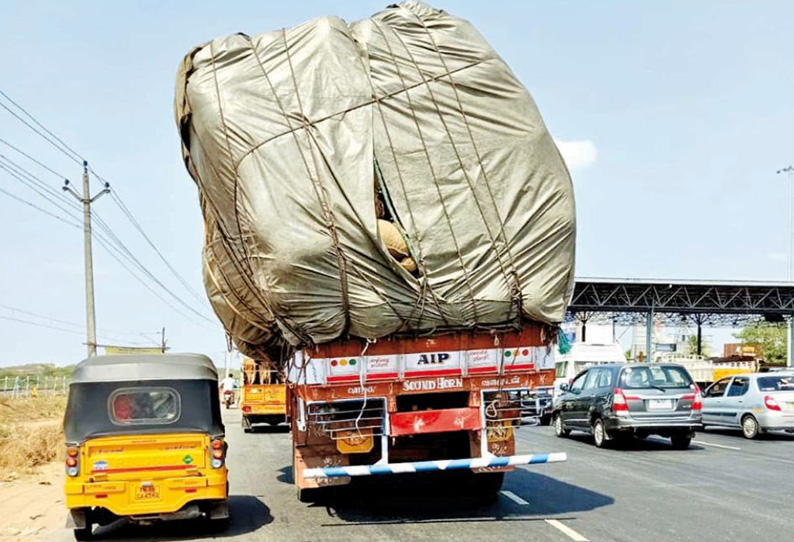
[303,452,567,479]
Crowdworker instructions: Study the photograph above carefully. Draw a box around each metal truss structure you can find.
[568,278,794,327]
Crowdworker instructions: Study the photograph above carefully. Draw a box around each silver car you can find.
[701,373,794,438]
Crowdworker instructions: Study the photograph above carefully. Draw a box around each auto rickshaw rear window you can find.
[109,387,181,425]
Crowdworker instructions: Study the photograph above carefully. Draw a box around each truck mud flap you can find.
[302,452,566,478]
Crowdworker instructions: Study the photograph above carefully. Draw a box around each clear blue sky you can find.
[1,1,792,367]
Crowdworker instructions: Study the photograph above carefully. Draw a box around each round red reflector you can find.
[522,349,529,356]
[330,360,338,367]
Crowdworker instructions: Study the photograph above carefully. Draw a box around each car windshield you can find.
[619,366,693,389]
[757,376,794,392]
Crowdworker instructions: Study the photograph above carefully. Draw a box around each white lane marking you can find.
[500,490,529,505]
[692,440,741,451]
[545,519,589,542]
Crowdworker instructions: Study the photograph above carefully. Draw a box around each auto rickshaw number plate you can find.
[135,484,161,501]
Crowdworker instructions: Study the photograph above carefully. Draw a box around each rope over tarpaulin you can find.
[175,1,576,359]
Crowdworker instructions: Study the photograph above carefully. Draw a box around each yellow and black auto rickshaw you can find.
[63,354,229,540]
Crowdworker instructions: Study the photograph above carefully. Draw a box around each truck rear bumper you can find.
[302,452,566,478]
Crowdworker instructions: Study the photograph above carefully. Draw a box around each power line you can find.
[0,315,157,346]
[0,183,82,228]
[0,144,214,324]
[0,302,162,340]
[109,190,207,305]
[0,173,217,330]
[0,162,82,223]
[0,90,85,162]
[0,136,68,179]
[0,93,82,164]
[0,90,215,322]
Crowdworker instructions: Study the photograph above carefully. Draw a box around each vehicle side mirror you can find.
[560,383,570,392]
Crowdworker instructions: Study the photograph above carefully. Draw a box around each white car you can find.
[701,373,794,438]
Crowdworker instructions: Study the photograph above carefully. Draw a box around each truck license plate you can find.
[647,399,674,410]
[135,484,161,501]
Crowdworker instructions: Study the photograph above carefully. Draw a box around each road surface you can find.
[56,408,794,542]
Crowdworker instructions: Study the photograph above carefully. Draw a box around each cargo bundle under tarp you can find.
[175,1,576,360]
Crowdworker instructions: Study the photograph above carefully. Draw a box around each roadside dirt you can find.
[0,462,64,542]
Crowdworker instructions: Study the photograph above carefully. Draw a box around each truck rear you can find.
[287,327,564,501]
[240,357,288,432]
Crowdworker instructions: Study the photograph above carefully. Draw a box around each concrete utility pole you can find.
[63,161,110,357]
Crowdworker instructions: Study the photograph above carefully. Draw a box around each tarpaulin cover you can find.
[175,1,576,358]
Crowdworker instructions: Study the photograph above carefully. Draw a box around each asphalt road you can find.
[64,409,794,542]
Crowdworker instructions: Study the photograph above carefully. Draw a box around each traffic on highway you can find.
[1,1,792,542]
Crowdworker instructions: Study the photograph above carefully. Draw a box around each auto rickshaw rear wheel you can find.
[73,525,92,541]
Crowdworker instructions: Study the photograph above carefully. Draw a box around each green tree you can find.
[734,323,787,365]
[686,335,711,357]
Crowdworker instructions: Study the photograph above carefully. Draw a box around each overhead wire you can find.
[0,168,217,330]
[0,302,161,341]
[0,315,157,346]
[0,136,68,179]
[0,90,85,163]
[0,89,214,320]
[0,183,81,229]
[0,92,83,164]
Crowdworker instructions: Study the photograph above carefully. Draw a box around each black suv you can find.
[551,363,702,449]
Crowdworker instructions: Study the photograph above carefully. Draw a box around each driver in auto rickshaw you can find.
[63,354,229,540]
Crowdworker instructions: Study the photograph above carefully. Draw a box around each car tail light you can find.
[764,395,781,411]
[682,392,703,411]
[65,446,80,477]
[613,388,629,412]
[693,392,702,411]
[210,439,225,469]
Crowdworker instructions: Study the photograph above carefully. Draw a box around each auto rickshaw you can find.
[63,354,229,540]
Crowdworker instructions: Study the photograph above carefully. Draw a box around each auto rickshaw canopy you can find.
[65,354,224,443]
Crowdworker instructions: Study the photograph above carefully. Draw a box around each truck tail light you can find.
[242,405,252,413]
[764,395,781,411]
[210,439,225,468]
[65,446,80,477]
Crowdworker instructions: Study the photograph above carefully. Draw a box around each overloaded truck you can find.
[175,1,576,500]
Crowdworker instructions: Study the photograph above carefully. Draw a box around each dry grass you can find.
[0,396,66,478]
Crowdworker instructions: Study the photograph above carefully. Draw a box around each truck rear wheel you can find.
[470,472,505,496]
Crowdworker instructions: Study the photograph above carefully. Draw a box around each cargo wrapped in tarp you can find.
[175,1,576,359]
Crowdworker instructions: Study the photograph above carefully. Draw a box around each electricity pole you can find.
[63,161,110,357]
